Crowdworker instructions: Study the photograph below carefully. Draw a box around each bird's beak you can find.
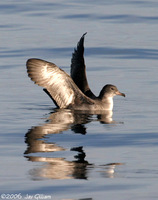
[115,91,126,97]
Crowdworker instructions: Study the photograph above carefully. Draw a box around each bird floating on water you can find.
[26,33,125,111]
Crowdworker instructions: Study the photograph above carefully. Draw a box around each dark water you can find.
[1,1,158,200]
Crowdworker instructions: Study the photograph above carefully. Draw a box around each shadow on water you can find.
[24,109,123,180]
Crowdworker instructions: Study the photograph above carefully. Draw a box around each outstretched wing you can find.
[71,33,96,99]
[26,58,93,108]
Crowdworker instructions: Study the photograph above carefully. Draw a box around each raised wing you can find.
[26,58,93,108]
[71,33,96,99]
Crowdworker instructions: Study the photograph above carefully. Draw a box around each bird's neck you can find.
[102,96,114,110]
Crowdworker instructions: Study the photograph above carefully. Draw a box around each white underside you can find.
[106,97,113,110]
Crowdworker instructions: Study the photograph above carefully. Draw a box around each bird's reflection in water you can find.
[24,109,123,180]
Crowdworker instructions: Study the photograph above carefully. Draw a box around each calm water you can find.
[1,0,158,199]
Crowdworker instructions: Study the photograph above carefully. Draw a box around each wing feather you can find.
[71,33,96,99]
[26,58,93,108]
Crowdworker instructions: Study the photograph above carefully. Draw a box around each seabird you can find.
[26,33,125,111]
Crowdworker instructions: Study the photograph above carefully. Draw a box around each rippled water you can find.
[1,0,158,200]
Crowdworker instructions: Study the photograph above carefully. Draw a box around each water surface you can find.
[1,0,158,199]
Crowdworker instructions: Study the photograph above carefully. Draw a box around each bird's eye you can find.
[111,87,114,90]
